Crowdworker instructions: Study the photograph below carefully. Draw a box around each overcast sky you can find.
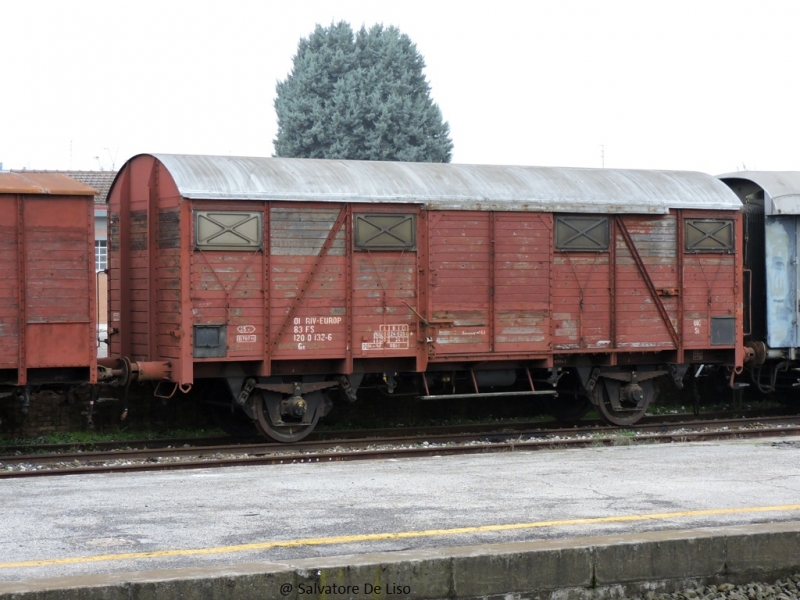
[1,0,798,175]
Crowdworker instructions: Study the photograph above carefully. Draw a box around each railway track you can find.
[1,406,795,455]
[2,414,800,479]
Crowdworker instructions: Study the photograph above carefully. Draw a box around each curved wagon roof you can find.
[115,154,742,214]
[718,171,800,216]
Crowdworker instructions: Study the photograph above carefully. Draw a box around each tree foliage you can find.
[274,22,453,162]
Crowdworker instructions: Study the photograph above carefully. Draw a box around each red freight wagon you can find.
[105,154,744,439]
[0,173,97,410]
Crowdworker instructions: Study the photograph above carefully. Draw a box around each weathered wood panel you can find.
[0,194,96,376]
[0,200,19,368]
[269,206,347,357]
[352,251,417,357]
[494,213,551,351]
[429,212,491,354]
[552,252,611,350]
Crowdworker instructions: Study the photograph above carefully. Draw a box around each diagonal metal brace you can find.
[615,217,680,348]
[270,205,348,354]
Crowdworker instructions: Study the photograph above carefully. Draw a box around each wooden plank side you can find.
[24,219,91,324]
[191,248,265,359]
[494,213,552,352]
[20,196,94,373]
[609,216,679,350]
[429,212,491,354]
[681,251,737,348]
[269,206,347,358]
[270,206,345,257]
[0,211,19,366]
[552,252,610,350]
[128,209,151,360]
[352,251,418,357]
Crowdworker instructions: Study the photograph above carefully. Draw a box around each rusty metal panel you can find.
[26,323,93,367]
[149,153,742,214]
[0,172,97,196]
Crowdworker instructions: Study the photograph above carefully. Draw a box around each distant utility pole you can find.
[600,145,605,168]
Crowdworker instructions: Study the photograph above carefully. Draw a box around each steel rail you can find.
[3,414,800,466]
[2,417,800,479]
[2,407,796,455]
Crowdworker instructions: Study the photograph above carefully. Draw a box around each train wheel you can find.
[253,390,321,443]
[593,379,652,426]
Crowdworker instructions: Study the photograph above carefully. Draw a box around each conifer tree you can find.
[274,22,452,162]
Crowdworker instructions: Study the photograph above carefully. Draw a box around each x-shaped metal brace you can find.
[198,214,259,246]
[559,218,606,249]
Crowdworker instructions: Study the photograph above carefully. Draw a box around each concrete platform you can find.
[2,436,800,598]
[2,522,800,599]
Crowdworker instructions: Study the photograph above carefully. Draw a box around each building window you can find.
[685,219,734,253]
[95,240,107,272]
[555,216,610,251]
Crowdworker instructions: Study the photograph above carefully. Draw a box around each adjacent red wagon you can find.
[0,173,97,409]
[105,154,744,438]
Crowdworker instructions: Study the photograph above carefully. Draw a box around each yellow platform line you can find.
[3,504,800,569]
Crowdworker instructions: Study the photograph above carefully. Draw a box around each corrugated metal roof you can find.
[718,171,800,216]
[0,172,97,196]
[134,154,741,214]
